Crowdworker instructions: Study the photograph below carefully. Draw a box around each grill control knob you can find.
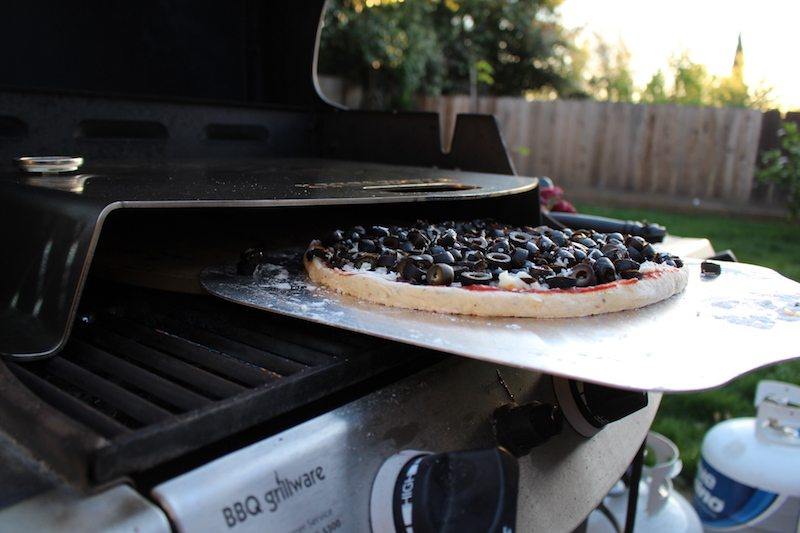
[370,447,519,533]
[553,377,648,437]
[492,402,563,457]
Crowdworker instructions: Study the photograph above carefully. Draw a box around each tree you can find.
[318,0,582,109]
[319,0,443,109]
[639,70,666,103]
[670,53,711,105]
[584,36,635,102]
[758,121,800,220]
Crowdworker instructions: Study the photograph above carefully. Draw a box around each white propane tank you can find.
[587,431,703,533]
[692,380,800,531]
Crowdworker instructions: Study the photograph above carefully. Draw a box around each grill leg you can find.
[624,439,646,533]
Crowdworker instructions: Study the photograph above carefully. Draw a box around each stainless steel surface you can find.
[4,158,535,203]
[152,358,659,533]
[202,255,800,392]
[0,485,170,533]
[0,157,536,360]
[15,156,84,174]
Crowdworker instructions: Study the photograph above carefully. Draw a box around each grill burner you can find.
[2,285,426,486]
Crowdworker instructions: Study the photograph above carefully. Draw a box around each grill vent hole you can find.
[205,123,269,141]
[77,119,168,140]
[364,182,479,193]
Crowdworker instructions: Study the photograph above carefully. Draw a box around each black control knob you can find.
[583,382,648,424]
[492,402,563,457]
[371,448,518,533]
[554,378,649,437]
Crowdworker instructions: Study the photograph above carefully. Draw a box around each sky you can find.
[558,0,800,110]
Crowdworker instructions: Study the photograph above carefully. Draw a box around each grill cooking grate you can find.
[4,287,421,485]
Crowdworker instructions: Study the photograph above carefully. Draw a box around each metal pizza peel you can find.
[200,249,800,392]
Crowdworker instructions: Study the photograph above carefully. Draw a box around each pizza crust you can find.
[304,244,689,318]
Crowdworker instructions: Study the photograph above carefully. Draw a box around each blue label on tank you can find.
[693,457,778,528]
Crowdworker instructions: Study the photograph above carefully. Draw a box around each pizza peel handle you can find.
[200,253,800,393]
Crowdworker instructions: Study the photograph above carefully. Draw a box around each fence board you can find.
[421,96,767,206]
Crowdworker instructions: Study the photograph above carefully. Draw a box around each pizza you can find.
[299,219,688,318]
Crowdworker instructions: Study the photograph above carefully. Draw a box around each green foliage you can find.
[319,0,581,109]
[670,53,710,105]
[585,38,635,102]
[578,42,773,110]
[640,70,667,104]
[319,3,773,111]
[758,122,800,220]
[320,0,443,109]
[474,59,495,87]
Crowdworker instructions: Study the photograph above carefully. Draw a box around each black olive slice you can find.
[514,271,536,285]
[489,240,511,254]
[409,254,433,268]
[358,239,378,253]
[486,252,512,268]
[400,261,425,283]
[528,265,555,279]
[701,261,721,276]
[538,236,555,251]
[614,258,641,272]
[509,231,532,245]
[322,230,344,246]
[594,257,616,284]
[460,271,493,285]
[427,264,454,286]
[545,276,577,289]
[620,269,643,280]
[466,236,488,249]
[601,243,627,261]
[627,236,647,251]
[463,249,484,263]
[354,253,378,270]
[556,248,576,265]
[511,247,529,268]
[525,241,540,254]
[432,251,455,265]
[368,226,390,238]
[627,246,644,262]
[570,263,597,287]
[238,248,264,275]
[377,251,399,268]
[438,229,457,247]
[381,235,401,249]
[549,230,568,247]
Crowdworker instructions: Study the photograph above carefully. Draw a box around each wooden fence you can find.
[420,96,766,206]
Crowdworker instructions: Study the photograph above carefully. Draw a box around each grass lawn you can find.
[576,204,800,487]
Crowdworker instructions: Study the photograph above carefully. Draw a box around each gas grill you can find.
[1,2,799,532]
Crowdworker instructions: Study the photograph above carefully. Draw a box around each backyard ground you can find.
[576,203,800,487]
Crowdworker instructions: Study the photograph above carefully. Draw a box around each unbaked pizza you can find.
[298,219,688,318]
